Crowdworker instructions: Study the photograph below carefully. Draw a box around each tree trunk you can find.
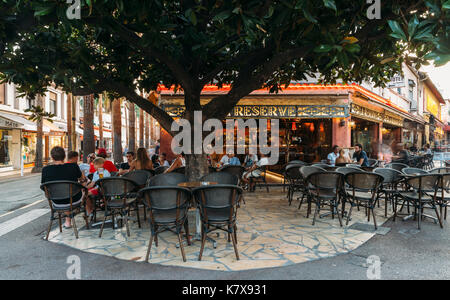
[128,101,136,152]
[83,94,95,163]
[67,93,73,151]
[124,101,128,148]
[112,98,123,164]
[32,95,44,173]
[98,93,104,148]
[186,154,209,181]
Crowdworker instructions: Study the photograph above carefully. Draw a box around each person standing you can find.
[327,145,340,166]
[353,143,370,167]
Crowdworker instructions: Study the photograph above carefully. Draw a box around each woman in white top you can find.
[165,152,186,173]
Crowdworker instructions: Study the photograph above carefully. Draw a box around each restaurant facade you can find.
[158,83,418,168]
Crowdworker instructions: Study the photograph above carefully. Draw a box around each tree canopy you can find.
[0,0,449,134]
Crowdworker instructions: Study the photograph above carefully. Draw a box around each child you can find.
[86,157,111,215]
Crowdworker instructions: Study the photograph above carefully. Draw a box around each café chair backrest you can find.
[96,177,139,198]
[154,166,169,175]
[220,165,244,179]
[336,167,360,175]
[201,172,239,185]
[405,174,440,193]
[299,166,326,179]
[288,160,308,166]
[148,173,188,187]
[285,164,303,180]
[374,168,403,184]
[173,167,186,175]
[402,167,428,175]
[429,167,450,174]
[122,170,153,187]
[306,172,343,192]
[344,172,384,192]
[386,163,409,172]
[40,180,86,208]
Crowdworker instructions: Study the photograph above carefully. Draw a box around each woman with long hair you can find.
[130,148,153,171]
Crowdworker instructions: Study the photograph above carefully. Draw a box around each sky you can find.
[421,62,450,99]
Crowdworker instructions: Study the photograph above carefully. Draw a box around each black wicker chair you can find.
[374,168,404,217]
[201,172,239,185]
[386,162,409,172]
[154,166,169,175]
[192,185,243,261]
[306,172,344,226]
[394,174,443,229]
[96,177,140,237]
[344,172,384,230]
[41,181,89,240]
[220,165,245,185]
[284,164,303,206]
[429,167,450,174]
[123,170,153,221]
[298,166,326,214]
[139,186,192,262]
[402,167,428,175]
[436,173,450,220]
[148,173,188,187]
[336,167,360,175]
[173,167,186,175]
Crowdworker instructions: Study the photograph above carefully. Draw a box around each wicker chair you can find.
[306,172,344,226]
[41,181,89,240]
[402,167,428,175]
[395,174,443,229]
[96,177,140,237]
[139,186,192,262]
[298,166,326,214]
[386,163,409,172]
[336,167,360,175]
[220,165,245,185]
[374,168,404,217]
[148,173,188,187]
[192,185,243,261]
[344,172,384,229]
[284,164,304,206]
[436,174,450,220]
[173,166,186,175]
[154,166,169,175]
[123,170,153,221]
[429,167,450,174]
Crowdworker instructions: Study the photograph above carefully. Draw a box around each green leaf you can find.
[444,0,450,9]
[314,44,333,53]
[407,15,419,40]
[212,10,231,22]
[388,20,407,41]
[34,6,53,17]
[323,0,337,11]
[303,8,317,23]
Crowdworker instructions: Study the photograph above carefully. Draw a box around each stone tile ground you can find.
[48,187,392,271]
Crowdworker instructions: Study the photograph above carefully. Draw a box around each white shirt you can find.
[220,155,230,166]
[256,157,269,167]
[92,169,111,183]
[327,152,339,166]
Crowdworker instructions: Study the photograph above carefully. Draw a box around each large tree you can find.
[0,0,448,179]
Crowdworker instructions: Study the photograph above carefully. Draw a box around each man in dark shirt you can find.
[118,151,135,175]
[41,146,84,228]
[392,143,410,165]
[353,143,370,167]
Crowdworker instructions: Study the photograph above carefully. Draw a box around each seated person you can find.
[86,157,111,215]
[151,154,161,169]
[243,149,258,170]
[242,153,269,191]
[165,152,186,173]
[219,153,231,167]
[392,143,410,164]
[89,148,118,174]
[66,151,87,183]
[327,145,339,166]
[335,149,352,164]
[118,151,135,175]
[353,144,370,167]
[228,153,241,166]
[41,146,84,228]
[130,148,154,171]
[159,152,170,167]
[80,153,95,177]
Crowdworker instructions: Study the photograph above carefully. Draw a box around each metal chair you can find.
[374,168,404,217]
[201,172,238,185]
[148,173,188,187]
[298,166,326,214]
[312,163,330,169]
[394,174,443,229]
[284,164,303,206]
[192,185,243,261]
[139,186,192,262]
[209,166,218,173]
[306,172,344,227]
[336,167,360,175]
[287,160,308,166]
[249,165,269,192]
[436,174,450,220]
[402,167,428,175]
[346,164,362,169]
[344,172,384,230]
[154,166,169,175]
[386,163,409,172]
[220,165,245,185]
[41,181,89,240]
[123,170,153,221]
[96,177,140,237]
[368,159,379,167]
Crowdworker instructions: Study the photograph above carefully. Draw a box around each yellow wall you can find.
[425,85,441,120]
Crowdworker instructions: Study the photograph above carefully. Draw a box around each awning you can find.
[0,112,50,132]
[43,120,66,136]
[77,126,112,139]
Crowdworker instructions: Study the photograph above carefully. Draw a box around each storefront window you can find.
[351,118,376,158]
[23,131,37,164]
[0,129,12,167]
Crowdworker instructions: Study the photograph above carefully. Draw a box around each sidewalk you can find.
[0,167,38,183]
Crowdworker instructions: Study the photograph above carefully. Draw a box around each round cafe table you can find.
[177,181,218,248]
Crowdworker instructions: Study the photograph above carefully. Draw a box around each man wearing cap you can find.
[89,148,118,174]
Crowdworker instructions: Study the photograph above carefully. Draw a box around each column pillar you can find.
[332,117,351,148]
